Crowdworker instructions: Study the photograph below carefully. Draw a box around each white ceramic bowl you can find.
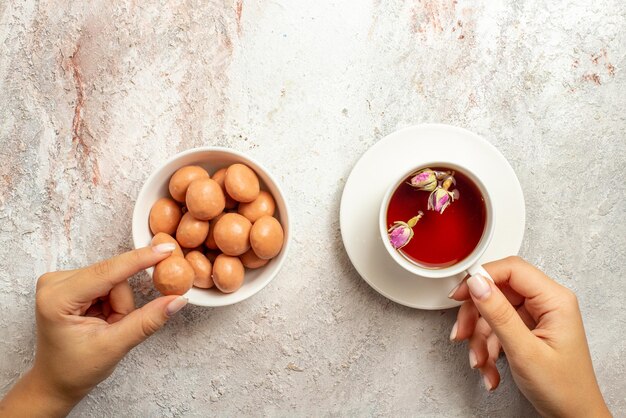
[132,147,290,307]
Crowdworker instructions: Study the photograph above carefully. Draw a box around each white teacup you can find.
[379,161,495,280]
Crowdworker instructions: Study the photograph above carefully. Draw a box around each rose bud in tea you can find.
[427,187,459,214]
[387,212,423,249]
[407,169,438,192]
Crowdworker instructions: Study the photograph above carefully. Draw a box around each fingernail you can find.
[469,349,478,368]
[166,296,188,316]
[447,282,461,298]
[449,321,458,341]
[467,274,491,301]
[482,374,494,391]
[153,243,176,254]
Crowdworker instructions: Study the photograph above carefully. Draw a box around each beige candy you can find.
[212,254,245,293]
[250,216,284,260]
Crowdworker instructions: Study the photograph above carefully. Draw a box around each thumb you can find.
[467,274,536,357]
[108,295,188,351]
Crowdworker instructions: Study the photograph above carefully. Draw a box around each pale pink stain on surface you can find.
[582,73,602,85]
[60,42,103,243]
[65,45,101,186]
[235,0,243,35]
[1,1,625,416]
[591,49,616,77]
[411,0,459,34]
[579,49,616,86]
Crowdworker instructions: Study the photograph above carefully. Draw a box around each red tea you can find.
[385,167,486,268]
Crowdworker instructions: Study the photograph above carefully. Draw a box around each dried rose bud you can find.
[388,222,412,249]
[387,212,424,249]
[441,173,457,190]
[434,170,453,180]
[407,169,438,191]
[427,187,459,214]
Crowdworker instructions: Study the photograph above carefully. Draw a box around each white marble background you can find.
[1,0,625,416]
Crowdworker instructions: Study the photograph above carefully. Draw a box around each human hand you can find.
[0,244,188,418]
[449,256,610,418]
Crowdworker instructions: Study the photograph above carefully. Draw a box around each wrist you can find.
[560,391,611,418]
[590,398,612,418]
[583,386,611,418]
[0,367,80,418]
[25,367,82,415]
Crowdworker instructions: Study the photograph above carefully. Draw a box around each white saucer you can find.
[340,124,525,310]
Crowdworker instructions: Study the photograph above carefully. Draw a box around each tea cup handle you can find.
[466,264,494,282]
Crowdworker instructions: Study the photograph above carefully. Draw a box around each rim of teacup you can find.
[378,161,495,279]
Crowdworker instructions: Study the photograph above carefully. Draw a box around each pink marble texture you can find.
[0,0,625,416]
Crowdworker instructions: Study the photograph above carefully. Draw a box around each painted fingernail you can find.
[467,274,491,301]
[449,321,458,341]
[482,374,494,391]
[469,349,478,368]
[166,296,188,316]
[153,243,176,254]
[447,282,462,298]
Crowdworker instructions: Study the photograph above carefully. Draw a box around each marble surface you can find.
[1,0,625,416]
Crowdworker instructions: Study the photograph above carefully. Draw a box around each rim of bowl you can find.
[132,146,291,307]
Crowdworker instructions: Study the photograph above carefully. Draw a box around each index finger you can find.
[450,256,562,301]
[62,245,174,303]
